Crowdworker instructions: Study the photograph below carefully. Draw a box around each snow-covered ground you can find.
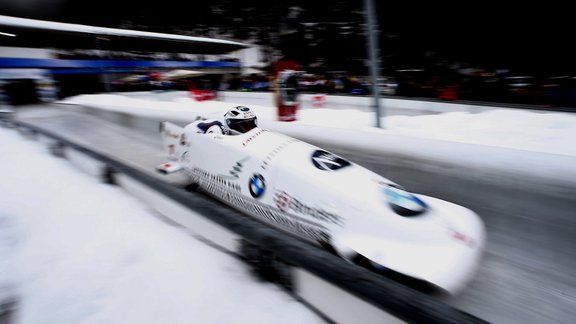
[62,93,576,157]
[0,127,322,323]
[2,92,576,323]
[306,108,576,157]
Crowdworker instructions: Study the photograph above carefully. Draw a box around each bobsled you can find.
[157,121,485,294]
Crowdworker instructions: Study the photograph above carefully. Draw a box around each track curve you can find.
[13,104,576,324]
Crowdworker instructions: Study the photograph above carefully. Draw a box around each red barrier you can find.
[190,89,217,101]
[312,94,326,107]
[278,103,298,121]
[438,86,458,101]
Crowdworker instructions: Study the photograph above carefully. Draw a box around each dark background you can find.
[1,0,575,77]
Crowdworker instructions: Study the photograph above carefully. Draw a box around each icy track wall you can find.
[118,90,503,114]
[9,121,487,324]
[61,94,576,254]
[63,92,576,199]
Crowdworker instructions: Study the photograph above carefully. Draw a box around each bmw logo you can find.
[385,186,428,217]
[249,174,266,198]
[311,150,351,171]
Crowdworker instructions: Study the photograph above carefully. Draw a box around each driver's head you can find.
[224,106,258,133]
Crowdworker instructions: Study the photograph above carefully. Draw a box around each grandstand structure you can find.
[0,15,250,104]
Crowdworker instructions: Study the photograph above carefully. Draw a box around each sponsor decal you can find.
[218,157,249,180]
[274,191,290,212]
[194,169,329,242]
[260,138,300,170]
[242,129,267,146]
[273,191,343,226]
[448,229,474,247]
[192,168,241,192]
[237,106,255,119]
[311,150,351,171]
[249,174,266,198]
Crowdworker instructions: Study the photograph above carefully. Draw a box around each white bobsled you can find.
[157,121,486,295]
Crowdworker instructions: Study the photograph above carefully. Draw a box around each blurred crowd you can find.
[53,49,239,63]
[110,69,576,108]
[219,71,576,108]
[220,73,373,95]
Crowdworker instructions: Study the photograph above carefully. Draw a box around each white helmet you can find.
[224,106,258,133]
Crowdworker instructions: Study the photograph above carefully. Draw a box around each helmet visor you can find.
[228,117,257,133]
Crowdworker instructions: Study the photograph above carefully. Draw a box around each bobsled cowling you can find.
[158,123,486,294]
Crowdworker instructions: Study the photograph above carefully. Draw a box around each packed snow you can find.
[62,92,576,156]
[0,127,322,324]
[2,91,576,323]
[298,108,576,156]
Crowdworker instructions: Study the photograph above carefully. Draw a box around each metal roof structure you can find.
[0,15,249,54]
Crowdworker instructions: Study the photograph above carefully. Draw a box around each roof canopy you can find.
[0,15,249,55]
